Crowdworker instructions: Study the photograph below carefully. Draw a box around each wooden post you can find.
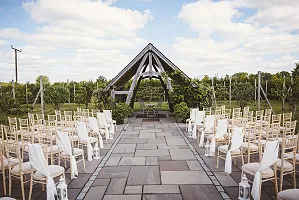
[254,79,257,101]
[67,79,70,111]
[229,76,232,109]
[282,76,285,111]
[12,80,15,98]
[40,78,44,120]
[73,83,76,103]
[265,80,268,98]
[258,71,261,111]
[26,83,28,108]
[212,77,216,107]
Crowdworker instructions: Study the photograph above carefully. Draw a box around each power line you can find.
[11,45,22,83]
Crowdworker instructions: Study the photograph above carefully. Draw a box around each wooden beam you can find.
[149,52,153,77]
[152,53,165,72]
[140,71,160,77]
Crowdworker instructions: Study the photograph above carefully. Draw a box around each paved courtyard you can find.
[1,116,299,200]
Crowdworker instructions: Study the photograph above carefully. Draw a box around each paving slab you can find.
[127,166,161,185]
[143,185,180,194]
[166,138,186,145]
[169,149,196,160]
[180,185,223,200]
[146,157,158,165]
[136,144,157,150]
[214,172,238,186]
[186,161,203,170]
[124,186,143,194]
[103,195,142,200]
[119,157,146,166]
[106,178,127,194]
[147,138,166,144]
[119,139,148,144]
[105,157,121,166]
[135,150,169,157]
[159,161,189,171]
[143,194,183,200]
[98,166,130,179]
[92,178,110,187]
[139,132,156,138]
[84,186,107,200]
[113,144,136,153]
[161,171,212,184]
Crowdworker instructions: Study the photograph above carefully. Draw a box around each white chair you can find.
[186,108,199,132]
[88,117,105,147]
[28,144,65,200]
[98,112,112,140]
[242,141,279,200]
[76,122,98,161]
[208,119,228,155]
[198,115,215,147]
[103,110,117,132]
[190,110,205,139]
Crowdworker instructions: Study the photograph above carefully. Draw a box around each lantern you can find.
[56,176,68,200]
[93,143,100,159]
[205,140,211,157]
[238,174,250,200]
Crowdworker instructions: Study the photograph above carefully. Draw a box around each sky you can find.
[0,0,298,83]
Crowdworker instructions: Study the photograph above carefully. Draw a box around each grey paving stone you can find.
[119,139,148,144]
[92,178,111,187]
[158,156,172,161]
[169,149,196,160]
[147,138,166,144]
[186,160,203,170]
[158,145,179,149]
[161,171,212,184]
[105,157,121,166]
[119,157,146,166]
[84,186,107,200]
[143,194,183,200]
[166,138,186,145]
[214,172,238,186]
[111,153,135,157]
[68,173,91,189]
[113,144,136,153]
[136,144,157,150]
[135,150,169,157]
[139,132,156,138]
[98,166,130,179]
[103,195,142,200]
[159,161,189,171]
[180,185,223,200]
[124,186,143,194]
[146,157,158,165]
[127,166,161,185]
[140,129,162,133]
[143,185,180,193]
[106,178,127,194]
[156,132,173,137]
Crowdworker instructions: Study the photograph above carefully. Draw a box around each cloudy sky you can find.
[0,0,298,83]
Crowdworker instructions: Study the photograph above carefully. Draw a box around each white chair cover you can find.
[191,111,205,139]
[76,122,93,161]
[103,110,115,135]
[210,119,228,154]
[188,108,199,132]
[251,141,279,200]
[88,117,104,149]
[28,144,56,200]
[225,127,243,174]
[98,112,110,139]
[199,115,215,147]
[57,131,78,179]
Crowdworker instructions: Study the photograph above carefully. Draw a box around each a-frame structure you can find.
[104,43,193,111]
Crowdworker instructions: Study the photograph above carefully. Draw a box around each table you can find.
[145,103,157,117]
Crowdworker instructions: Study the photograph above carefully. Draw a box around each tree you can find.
[45,85,69,110]
[289,63,299,117]
[92,89,111,111]
[83,82,94,108]
[232,82,254,110]
[36,75,50,87]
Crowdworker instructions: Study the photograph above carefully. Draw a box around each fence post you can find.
[258,71,261,111]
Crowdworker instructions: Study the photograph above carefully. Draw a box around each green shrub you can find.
[112,103,133,124]
[174,102,189,122]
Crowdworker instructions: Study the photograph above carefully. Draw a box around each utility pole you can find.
[229,75,232,109]
[11,45,22,83]
[258,71,261,111]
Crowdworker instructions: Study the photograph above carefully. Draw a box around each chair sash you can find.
[88,117,104,148]
[192,111,205,139]
[188,108,199,132]
[76,122,93,161]
[252,141,279,200]
[57,131,78,179]
[98,113,110,139]
[28,144,56,200]
[199,115,215,147]
[103,110,115,135]
[210,119,228,154]
[225,127,243,174]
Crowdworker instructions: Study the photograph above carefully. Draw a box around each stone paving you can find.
[1,116,299,200]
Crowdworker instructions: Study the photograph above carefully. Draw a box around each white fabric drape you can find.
[28,144,56,200]
[199,115,215,147]
[210,119,228,154]
[103,110,115,136]
[57,131,78,180]
[251,141,279,200]
[76,122,93,161]
[225,127,243,174]
[88,117,104,149]
[191,111,205,139]
[98,113,110,139]
[188,108,199,132]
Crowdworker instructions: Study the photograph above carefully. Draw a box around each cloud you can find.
[173,0,299,77]
[0,39,7,46]
[0,0,153,82]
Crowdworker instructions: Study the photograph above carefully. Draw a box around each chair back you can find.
[203,107,211,115]
[255,110,264,121]
[264,108,272,116]
[272,114,281,124]
[215,119,228,138]
[103,110,113,123]
[282,113,292,125]
[48,115,57,121]
[8,117,18,130]
[55,110,62,121]
[19,118,32,143]
[284,120,296,137]
[204,115,215,133]
[5,141,22,168]
[194,111,205,125]
[190,108,199,122]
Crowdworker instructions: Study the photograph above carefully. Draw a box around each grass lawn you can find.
[0,100,297,125]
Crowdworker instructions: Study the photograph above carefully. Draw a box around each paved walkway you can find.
[2,116,298,200]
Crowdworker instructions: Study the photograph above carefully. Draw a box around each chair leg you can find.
[293,170,296,189]
[8,169,11,196]
[20,174,25,200]
[2,168,6,195]
[274,169,279,196]
[280,169,283,192]
[28,172,33,200]
[247,151,250,163]
[241,153,244,166]
[216,151,219,169]
[82,154,86,172]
